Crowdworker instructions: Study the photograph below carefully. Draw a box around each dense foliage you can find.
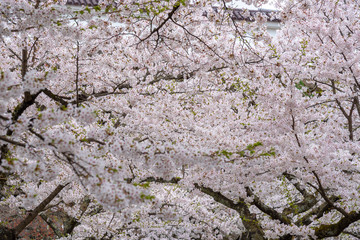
[0,0,359,239]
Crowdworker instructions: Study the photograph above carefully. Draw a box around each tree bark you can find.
[194,184,265,240]
[13,183,68,237]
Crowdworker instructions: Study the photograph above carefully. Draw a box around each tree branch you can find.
[42,88,69,106]
[80,138,105,145]
[311,172,350,218]
[194,183,265,240]
[140,1,181,43]
[246,187,291,224]
[314,211,360,238]
[11,90,43,123]
[139,176,181,184]
[0,135,26,147]
[13,183,69,237]
[282,173,318,216]
[296,196,339,226]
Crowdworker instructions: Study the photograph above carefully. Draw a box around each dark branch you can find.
[140,2,181,42]
[296,196,339,226]
[282,173,318,216]
[246,187,291,224]
[11,90,42,122]
[0,135,26,147]
[80,138,105,145]
[139,176,181,184]
[42,88,69,106]
[194,183,265,240]
[311,172,350,218]
[13,183,69,237]
[314,211,360,238]
[0,115,10,121]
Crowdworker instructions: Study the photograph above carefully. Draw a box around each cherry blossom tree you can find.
[0,0,359,239]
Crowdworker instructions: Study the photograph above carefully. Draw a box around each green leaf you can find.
[140,193,155,200]
[238,151,245,157]
[217,150,233,159]
[133,182,151,188]
[93,5,101,12]
[105,5,112,13]
[295,80,305,90]
[246,142,262,151]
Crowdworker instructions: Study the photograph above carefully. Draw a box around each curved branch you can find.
[246,187,291,224]
[282,173,318,216]
[140,2,181,43]
[42,88,69,106]
[296,196,339,226]
[139,176,181,184]
[11,90,43,122]
[194,183,265,240]
[0,135,26,147]
[13,183,69,237]
[314,211,360,238]
[311,172,350,218]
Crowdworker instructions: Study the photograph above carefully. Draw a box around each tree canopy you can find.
[0,0,359,239]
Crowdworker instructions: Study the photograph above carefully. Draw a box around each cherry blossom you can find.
[0,0,359,239]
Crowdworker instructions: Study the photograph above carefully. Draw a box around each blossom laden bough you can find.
[0,0,359,239]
